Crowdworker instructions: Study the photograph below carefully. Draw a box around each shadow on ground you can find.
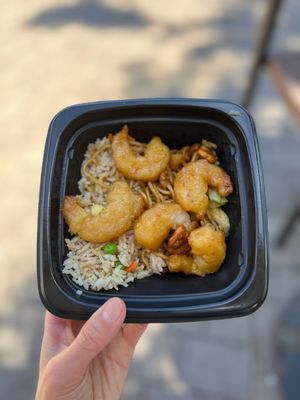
[276,293,300,400]
[27,0,150,29]
[0,276,44,400]
[123,4,259,99]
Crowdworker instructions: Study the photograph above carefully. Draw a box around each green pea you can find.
[103,243,118,255]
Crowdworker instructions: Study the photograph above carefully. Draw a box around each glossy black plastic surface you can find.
[37,98,268,322]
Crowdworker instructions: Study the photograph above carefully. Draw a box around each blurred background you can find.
[1,0,300,399]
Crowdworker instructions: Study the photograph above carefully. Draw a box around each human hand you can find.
[35,297,147,400]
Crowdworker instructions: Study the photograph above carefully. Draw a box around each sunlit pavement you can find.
[1,1,300,399]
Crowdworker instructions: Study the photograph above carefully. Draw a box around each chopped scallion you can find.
[208,188,228,206]
[114,260,125,269]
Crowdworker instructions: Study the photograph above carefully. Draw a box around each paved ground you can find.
[1,1,300,399]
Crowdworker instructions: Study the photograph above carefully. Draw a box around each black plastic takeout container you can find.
[37,98,268,322]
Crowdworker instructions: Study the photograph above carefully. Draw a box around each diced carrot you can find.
[125,260,138,273]
[108,133,113,142]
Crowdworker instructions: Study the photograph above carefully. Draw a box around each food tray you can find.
[37,98,268,322]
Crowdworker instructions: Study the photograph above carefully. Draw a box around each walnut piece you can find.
[167,225,190,255]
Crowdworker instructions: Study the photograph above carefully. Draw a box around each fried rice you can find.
[62,136,167,291]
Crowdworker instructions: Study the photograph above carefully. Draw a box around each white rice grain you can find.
[62,136,166,291]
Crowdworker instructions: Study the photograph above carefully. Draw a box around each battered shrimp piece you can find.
[168,255,200,275]
[168,226,226,276]
[134,203,192,250]
[62,181,138,243]
[174,160,233,219]
[133,193,146,218]
[112,125,170,181]
[169,151,183,170]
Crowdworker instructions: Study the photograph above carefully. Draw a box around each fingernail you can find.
[102,298,124,323]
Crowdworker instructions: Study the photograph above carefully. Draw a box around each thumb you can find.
[59,297,126,378]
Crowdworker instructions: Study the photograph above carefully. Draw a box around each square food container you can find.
[37,98,268,322]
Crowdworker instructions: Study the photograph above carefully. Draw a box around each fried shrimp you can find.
[174,159,233,219]
[168,225,226,276]
[62,181,138,244]
[134,203,192,250]
[169,151,183,170]
[133,193,146,218]
[112,125,170,181]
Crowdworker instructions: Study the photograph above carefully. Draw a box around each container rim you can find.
[37,98,268,322]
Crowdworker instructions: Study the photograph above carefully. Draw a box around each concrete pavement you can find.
[1,1,300,399]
